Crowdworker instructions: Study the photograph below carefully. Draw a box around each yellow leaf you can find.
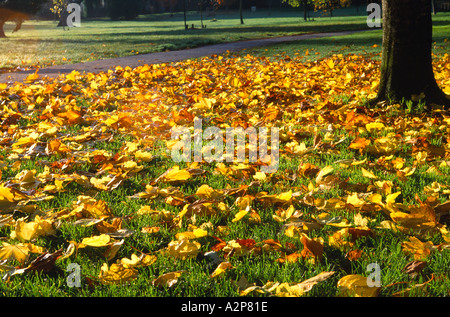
[81,234,111,247]
[365,122,385,132]
[134,150,154,162]
[0,242,30,264]
[326,59,334,69]
[273,205,295,222]
[0,185,16,202]
[278,271,335,296]
[175,228,208,240]
[24,71,39,83]
[346,193,365,208]
[253,171,267,182]
[315,166,333,184]
[99,262,138,285]
[210,261,233,278]
[195,184,224,199]
[90,176,113,191]
[401,236,436,260]
[386,191,401,206]
[337,274,381,297]
[232,209,249,222]
[152,271,184,288]
[361,167,378,179]
[166,239,200,259]
[161,166,191,183]
[11,216,56,241]
[120,253,156,268]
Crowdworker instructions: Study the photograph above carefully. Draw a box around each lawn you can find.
[0,8,371,71]
[0,12,449,299]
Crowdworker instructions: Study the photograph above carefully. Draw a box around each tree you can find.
[239,0,243,24]
[283,0,351,20]
[374,0,449,107]
[0,0,46,38]
[51,0,82,29]
[106,0,141,20]
[314,0,351,17]
[282,0,310,21]
[183,0,188,29]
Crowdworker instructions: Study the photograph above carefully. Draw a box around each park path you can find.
[0,29,368,84]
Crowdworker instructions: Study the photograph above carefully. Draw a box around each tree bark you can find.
[375,0,449,107]
[0,20,6,38]
[303,0,307,21]
[183,0,188,29]
[239,0,244,24]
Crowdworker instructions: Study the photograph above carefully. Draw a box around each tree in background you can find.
[0,0,46,37]
[106,0,142,20]
[51,0,82,28]
[374,0,449,107]
[282,0,351,19]
[282,0,310,21]
[239,0,243,24]
[314,0,351,17]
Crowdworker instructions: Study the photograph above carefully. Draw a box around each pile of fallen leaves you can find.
[0,51,449,297]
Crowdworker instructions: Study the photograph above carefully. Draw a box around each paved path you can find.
[0,29,368,84]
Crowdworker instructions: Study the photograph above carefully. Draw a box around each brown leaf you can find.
[346,249,363,261]
[25,249,63,274]
[403,260,427,276]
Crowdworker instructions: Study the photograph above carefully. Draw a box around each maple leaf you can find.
[0,242,30,264]
[11,216,57,241]
[401,236,437,260]
[166,239,201,260]
[337,274,381,297]
[300,234,324,263]
[99,262,138,285]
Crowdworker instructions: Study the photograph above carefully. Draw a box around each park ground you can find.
[0,7,387,72]
[0,9,449,298]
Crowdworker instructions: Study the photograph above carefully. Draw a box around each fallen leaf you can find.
[337,274,381,297]
[152,271,184,288]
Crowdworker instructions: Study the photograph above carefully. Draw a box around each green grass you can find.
[0,8,371,70]
[1,123,449,296]
[0,11,449,299]
[241,12,450,62]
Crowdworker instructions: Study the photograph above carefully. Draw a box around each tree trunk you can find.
[0,20,6,38]
[303,0,307,21]
[183,0,188,29]
[239,0,244,24]
[375,0,449,107]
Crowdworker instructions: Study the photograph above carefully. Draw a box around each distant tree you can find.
[0,0,46,37]
[183,0,187,28]
[282,0,351,19]
[239,0,243,24]
[51,0,82,28]
[314,0,351,17]
[282,0,310,21]
[106,0,142,20]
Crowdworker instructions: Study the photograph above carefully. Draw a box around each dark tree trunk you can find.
[303,0,307,21]
[239,0,244,24]
[375,0,449,107]
[0,20,6,38]
[183,0,188,29]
